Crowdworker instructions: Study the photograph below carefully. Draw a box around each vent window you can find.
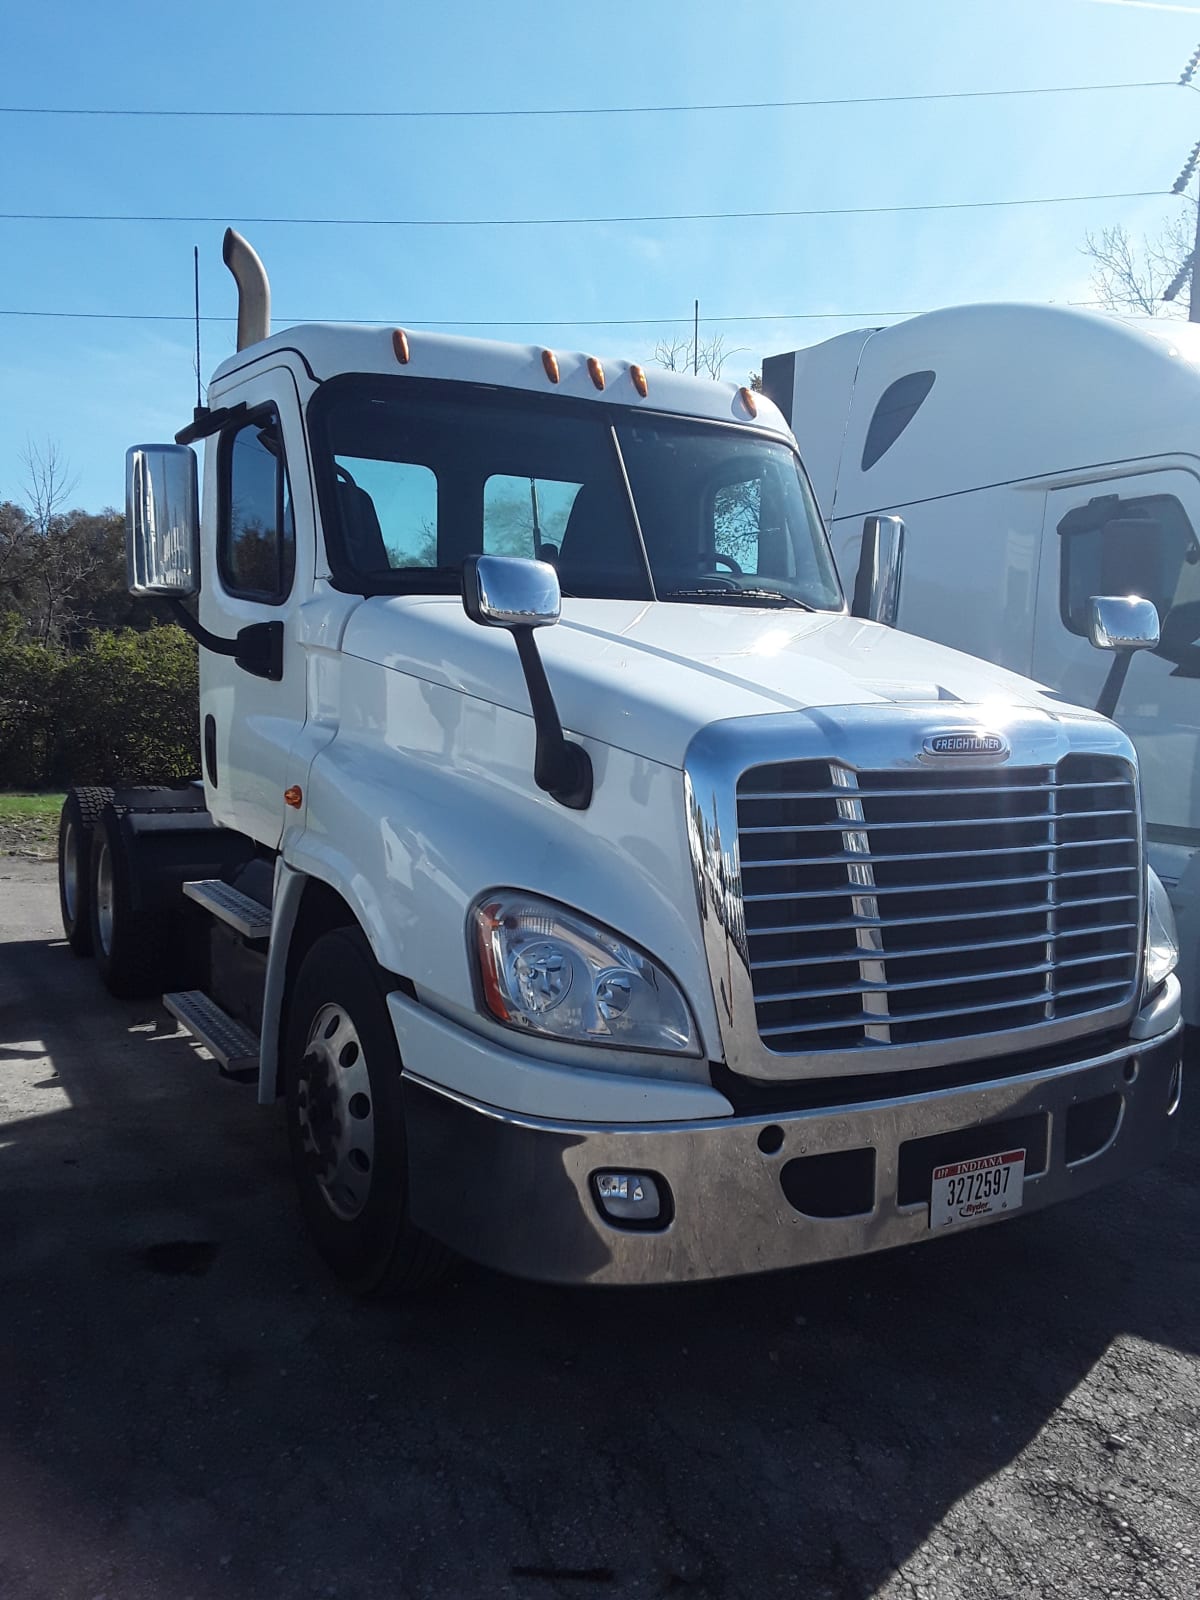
[861,370,936,472]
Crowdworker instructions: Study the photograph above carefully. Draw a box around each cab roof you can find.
[210,322,789,436]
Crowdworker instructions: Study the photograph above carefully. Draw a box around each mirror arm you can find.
[175,401,249,447]
[167,599,283,683]
[512,627,593,810]
[1095,650,1134,721]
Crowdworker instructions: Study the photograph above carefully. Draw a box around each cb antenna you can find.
[193,244,202,414]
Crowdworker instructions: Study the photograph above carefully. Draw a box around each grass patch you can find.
[0,792,64,859]
[0,792,65,820]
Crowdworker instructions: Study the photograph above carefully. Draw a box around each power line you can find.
[0,81,1173,121]
[0,303,1110,329]
[0,308,921,327]
[0,191,1167,231]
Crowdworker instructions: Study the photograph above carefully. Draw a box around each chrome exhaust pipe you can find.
[222,228,271,351]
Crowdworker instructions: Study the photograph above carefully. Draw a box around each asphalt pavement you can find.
[1,857,1198,1600]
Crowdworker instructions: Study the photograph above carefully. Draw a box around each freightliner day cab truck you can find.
[57,237,1183,1294]
[764,304,1200,1027]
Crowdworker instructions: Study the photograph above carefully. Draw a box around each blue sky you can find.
[2,0,1199,511]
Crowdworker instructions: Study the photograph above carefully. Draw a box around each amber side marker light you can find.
[738,385,758,417]
[474,902,512,1022]
[542,349,560,383]
[284,785,303,809]
[392,328,411,364]
[630,364,649,398]
[587,356,605,391]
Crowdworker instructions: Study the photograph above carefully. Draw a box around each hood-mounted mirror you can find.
[462,555,592,810]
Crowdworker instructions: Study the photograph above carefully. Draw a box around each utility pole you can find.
[1165,46,1200,319]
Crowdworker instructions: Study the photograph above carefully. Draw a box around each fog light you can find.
[593,1171,662,1223]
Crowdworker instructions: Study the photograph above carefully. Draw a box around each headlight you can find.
[1144,867,1179,997]
[472,892,699,1055]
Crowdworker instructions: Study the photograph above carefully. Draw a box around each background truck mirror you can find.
[125,444,200,598]
[1087,595,1160,654]
[852,515,905,626]
[1088,595,1161,719]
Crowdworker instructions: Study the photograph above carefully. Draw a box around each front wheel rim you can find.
[297,1003,376,1222]
[95,840,114,956]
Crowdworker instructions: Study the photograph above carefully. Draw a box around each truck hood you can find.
[341,596,1088,768]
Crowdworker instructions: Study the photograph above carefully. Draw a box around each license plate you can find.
[929,1148,1026,1229]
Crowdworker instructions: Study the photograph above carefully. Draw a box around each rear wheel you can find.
[284,927,451,1296]
[58,786,115,956]
[88,807,175,999]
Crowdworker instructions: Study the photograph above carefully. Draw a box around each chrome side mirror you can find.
[461,555,590,809]
[1087,595,1160,653]
[1088,595,1160,721]
[851,514,905,626]
[462,554,561,629]
[125,444,199,597]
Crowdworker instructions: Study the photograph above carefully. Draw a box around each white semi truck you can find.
[763,304,1200,1026]
[57,238,1182,1293]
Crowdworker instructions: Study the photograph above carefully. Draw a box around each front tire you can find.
[284,928,451,1296]
[58,786,114,956]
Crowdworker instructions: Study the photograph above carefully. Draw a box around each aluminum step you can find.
[164,990,259,1082]
[182,879,272,940]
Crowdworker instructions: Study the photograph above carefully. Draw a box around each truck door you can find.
[1034,468,1200,853]
[199,370,311,846]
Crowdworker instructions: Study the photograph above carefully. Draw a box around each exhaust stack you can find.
[222,228,271,351]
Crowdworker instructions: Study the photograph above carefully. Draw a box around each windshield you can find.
[308,376,843,610]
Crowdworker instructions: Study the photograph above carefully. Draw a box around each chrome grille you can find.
[736,754,1141,1054]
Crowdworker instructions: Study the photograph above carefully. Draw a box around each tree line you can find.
[0,443,198,790]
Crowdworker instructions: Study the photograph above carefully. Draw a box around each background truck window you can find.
[219,411,296,603]
[1058,492,1200,667]
[860,370,936,472]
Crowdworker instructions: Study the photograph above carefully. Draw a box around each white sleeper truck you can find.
[57,238,1182,1293]
[763,305,1200,1026]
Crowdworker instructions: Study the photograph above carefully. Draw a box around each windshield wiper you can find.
[660,586,815,611]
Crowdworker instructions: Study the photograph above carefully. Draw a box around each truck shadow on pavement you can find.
[0,923,1197,1600]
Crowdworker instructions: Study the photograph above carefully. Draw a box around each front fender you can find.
[281,659,723,1063]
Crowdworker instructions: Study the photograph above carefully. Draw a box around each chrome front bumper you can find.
[403,1012,1183,1287]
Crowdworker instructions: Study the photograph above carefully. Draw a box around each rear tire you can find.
[58,786,115,956]
[88,807,175,999]
[284,927,452,1296]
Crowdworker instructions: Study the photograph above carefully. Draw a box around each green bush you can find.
[0,621,198,788]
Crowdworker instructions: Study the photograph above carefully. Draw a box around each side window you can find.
[1058,493,1200,663]
[861,370,936,472]
[483,475,583,559]
[334,456,438,569]
[219,410,295,602]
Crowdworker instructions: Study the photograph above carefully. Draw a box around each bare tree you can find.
[1082,210,1194,318]
[20,438,80,537]
[653,331,745,380]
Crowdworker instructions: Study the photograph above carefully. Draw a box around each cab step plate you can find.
[164,989,260,1082]
[182,879,272,941]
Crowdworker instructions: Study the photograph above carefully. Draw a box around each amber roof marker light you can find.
[738,385,758,417]
[587,356,605,391]
[284,785,303,809]
[392,328,411,364]
[541,348,560,383]
[630,364,649,398]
